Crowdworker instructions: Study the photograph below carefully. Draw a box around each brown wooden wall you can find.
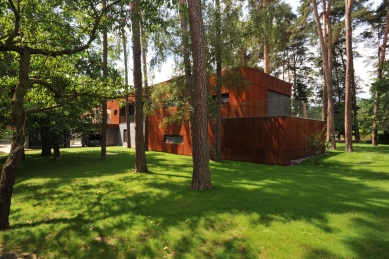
[221,117,325,165]
[107,100,120,124]
[217,67,292,118]
[147,115,325,165]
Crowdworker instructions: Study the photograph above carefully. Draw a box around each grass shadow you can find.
[0,144,388,258]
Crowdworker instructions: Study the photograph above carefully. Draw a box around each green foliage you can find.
[304,126,329,164]
[0,143,389,258]
[372,62,389,132]
[147,76,189,128]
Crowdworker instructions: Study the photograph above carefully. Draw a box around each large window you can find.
[268,90,291,116]
[164,135,183,144]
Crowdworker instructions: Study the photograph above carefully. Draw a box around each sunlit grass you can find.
[1,143,388,258]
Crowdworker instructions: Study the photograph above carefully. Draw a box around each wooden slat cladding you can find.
[147,115,325,166]
[221,117,325,165]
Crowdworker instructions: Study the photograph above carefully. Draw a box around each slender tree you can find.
[132,0,148,172]
[214,0,222,161]
[141,22,149,151]
[312,0,336,149]
[101,0,108,160]
[123,28,132,148]
[344,0,353,152]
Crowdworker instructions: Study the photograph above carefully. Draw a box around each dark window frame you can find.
[164,135,183,144]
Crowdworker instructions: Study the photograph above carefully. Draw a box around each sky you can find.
[140,0,382,99]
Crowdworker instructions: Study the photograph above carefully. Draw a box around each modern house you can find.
[107,67,325,165]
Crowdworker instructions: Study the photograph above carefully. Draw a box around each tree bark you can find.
[141,23,149,151]
[53,142,61,160]
[214,0,222,162]
[40,117,52,156]
[263,0,269,73]
[0,49,31,230]
[187,0,212,190]
[344,0,353,152]
[312,0,336,150]
[132,1,148,172]
[123,31,132,149]
[101,0,108,160]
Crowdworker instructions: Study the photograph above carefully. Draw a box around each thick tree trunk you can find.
[53,142,61,160]
[40,117,52,156]
[214,0,222,162]
[187,0,212,190]
[0,49,31,230]
[21,148,25,161]
[344,0,353,152]
[132,1,148,172]
[101,0,108,160]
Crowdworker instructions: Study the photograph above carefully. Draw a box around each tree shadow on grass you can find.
[1,146,389,258]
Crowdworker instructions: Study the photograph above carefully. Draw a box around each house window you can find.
[212,93,229,103]
[164,135,183,144]
[268,90,291,116]
[114,110,118,115]
[221,93,229,103]
[120,105,135,116]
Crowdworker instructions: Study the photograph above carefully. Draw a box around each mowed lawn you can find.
[0,143,388,259]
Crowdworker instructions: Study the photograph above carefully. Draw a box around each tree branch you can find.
[28,0,122,56]
[30,78,64,97]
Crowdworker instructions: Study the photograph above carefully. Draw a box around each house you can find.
[106,99,136,147]
[108,67,325,165]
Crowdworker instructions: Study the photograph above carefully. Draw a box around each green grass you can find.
[0,143,388,259]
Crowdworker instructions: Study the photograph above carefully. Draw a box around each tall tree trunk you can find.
[214,0,222,162]
[187,0,212,190]
[263,0,269,74]
[344,0,353,152]
[321,76,328,121]
[101,0,108,159]
[132,1,148,172]
[123,29,132,149]
[0,49,31,230]
[53,142,61,160]
[372,8,389,146]
[40,117,52,156]
[141,23,149,151]
[312,0,336,150]
[179,0,195,163]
